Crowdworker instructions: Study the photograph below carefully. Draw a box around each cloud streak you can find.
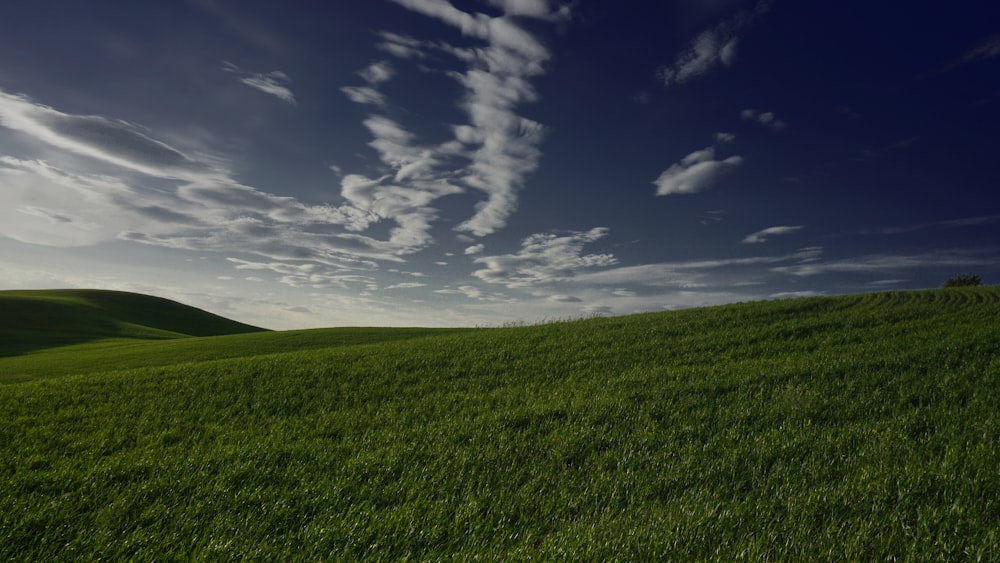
[741,225,804,244]
[0,91,216,180]
[657,0,770,87]
[859,214,1000,236]
[772,250,993,277]
[959,34,1000,66]
[223,62,296,104]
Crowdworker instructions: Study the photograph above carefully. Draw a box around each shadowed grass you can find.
[1,287,999,559]
[0,289,263,356]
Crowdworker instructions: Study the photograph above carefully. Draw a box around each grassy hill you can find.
[0,289,264,356]
[2,287,1000,559]
[0,326,474,384]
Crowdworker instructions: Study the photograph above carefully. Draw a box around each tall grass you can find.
[2,288,999,559]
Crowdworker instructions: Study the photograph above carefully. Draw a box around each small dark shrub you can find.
[942,274,981,288]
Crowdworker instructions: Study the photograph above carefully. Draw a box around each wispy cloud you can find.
[922,33,1000,78]
[653,145,743,196]
[341,87,386,107]
[450,245,832,321]
[656,0,770,87]
[772,249,993,277]
[0,91,216,180]
[958,34,1000,66]
[433,284,512,302]
[572,247,824,287]
[473,227,617,287]
[484,0,571,21]
[227,258,379,291]
[0,87,441,280]
[222,62,296,105]
[0,156,145,246]
[376,32,429,59]
[741,108,788,130]
[697,209,726,225]
[857,213,1000,236]
[359,61,396,85]
[741,225,804,244]
[339,0,564,243]
[341,61,396,107]
[384,282,428,290]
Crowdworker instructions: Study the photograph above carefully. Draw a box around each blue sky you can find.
[1,0,998,328]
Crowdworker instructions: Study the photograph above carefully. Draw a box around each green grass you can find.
[0,326,473,383]
[2,287,1000,559]
[0,289,264,356]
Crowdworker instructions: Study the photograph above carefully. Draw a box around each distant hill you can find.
[0,289,264,356]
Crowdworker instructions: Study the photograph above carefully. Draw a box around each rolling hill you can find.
[0,289,264,356]
[2,287,999,559]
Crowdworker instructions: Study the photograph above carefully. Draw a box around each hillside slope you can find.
[0,289,263,356]
[0,326,472,383]
[2,287,1000,559]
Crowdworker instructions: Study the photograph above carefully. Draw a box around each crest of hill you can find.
[0,289,265,356]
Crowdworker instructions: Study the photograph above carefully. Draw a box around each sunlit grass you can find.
[2,288,999,559]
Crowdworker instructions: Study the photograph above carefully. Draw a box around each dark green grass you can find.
[0,326,473,383]
[2,288,1000,559]
[0,289,263,356]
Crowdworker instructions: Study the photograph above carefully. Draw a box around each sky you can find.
[1,0,999,329]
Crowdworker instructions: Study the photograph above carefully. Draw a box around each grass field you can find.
[0,289,264,356]
[2,287,1000,559]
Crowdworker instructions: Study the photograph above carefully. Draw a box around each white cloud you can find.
[0,88,450,272]
[433,284,511,302]
[0,157,140,246]
[239,74,296,105]
[741,108,788,130]
[473,227,617,287]
[0,91,217,181]
[223,62,296,105]
[572,247,824,287]
[657,1,770,87]
[772,250,992,277]
[384,282,428,290]
[341,61,397,108]
[465,243,485,255]
[653,146,743,196]
[741,225,804,244]
[228,257,379,291]
[485,0,571,21]
[349,0,562,240]
[359,61,396,85]
[340,86,387,107]
[715,131,736,143]
[376,32,429,59]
